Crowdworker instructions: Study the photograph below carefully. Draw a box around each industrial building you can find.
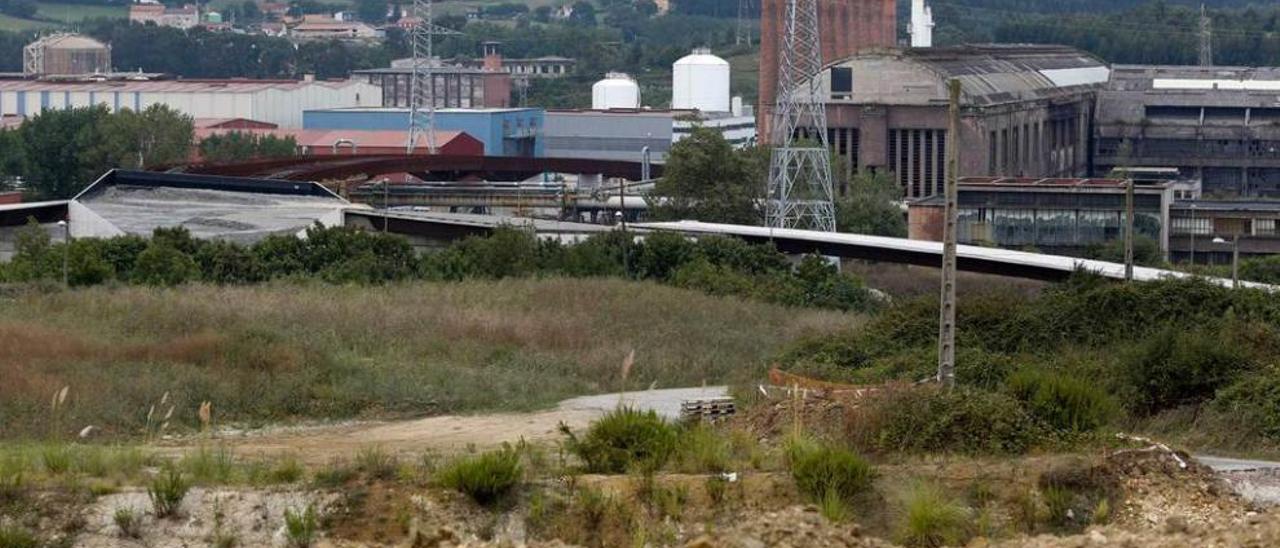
[0,77,380,128]
[22,34,111,77]
[1169,200,1280,263]
[128,3,199,29]
[546,48,756,163]
[354,58,512,110]
[0,170,353,258]
[193,122,485,157]
[1094,65,1280,198]
[303,107,543,156]
[810,44,1108,198]
[908,177,1173,255]
[544,109,675,163]
[758,0,896,139]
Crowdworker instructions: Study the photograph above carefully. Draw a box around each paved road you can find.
[558,385,730,420]
[1196,455,1280,506]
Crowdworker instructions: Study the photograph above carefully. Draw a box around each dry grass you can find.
[0,278,854,439]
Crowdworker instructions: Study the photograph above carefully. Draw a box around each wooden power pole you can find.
[1124,177,1135,281]
[937,79,960,388]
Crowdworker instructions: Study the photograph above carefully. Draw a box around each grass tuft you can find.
[560,407,678,474]
[897,482,971,548]
[148,466,190,518]
[283,505,319,548]
[436,447,523,506]
[113,506,142,538]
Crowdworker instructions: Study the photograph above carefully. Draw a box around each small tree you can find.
[649,127,764,225]
[835,171,907,237]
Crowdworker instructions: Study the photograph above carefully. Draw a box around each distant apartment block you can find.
[129,3,199,29]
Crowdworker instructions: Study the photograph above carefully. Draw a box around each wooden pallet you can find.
[681,397,736,422]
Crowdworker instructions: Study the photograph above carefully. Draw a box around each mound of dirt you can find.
[683,506,896,548]
[1102,447,1251,531]
[734,393,852,442]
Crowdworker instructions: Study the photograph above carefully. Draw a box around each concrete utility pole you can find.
[1125,177,1135,281]
[936,79,960,388]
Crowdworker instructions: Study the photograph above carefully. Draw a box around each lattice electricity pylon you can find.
[407,0,437,155]
[735,0,754,46]
[765,0,836,232]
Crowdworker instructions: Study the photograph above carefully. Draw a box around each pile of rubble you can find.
[684,506,896,548]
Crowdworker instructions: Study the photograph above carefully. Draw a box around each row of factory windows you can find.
[955,208,1162,247]
[1097,138,1280,159]
[1169,216,1280,236]
[1145,105,1280,126]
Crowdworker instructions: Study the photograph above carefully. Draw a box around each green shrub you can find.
[1036,461,1119,532]
[132,244,199,286]
[897,483,970,548]
[785,437,876,506]
[1211,367,1280,441]
[148,466,189,518]
[283,505,318,548]
[851,386,1043,455]
[0,525,37,548]
[181,445,236,484]
[1006,370,1117,433]
[436,447,523,506]
[559,407,678,473]
[195,240,264,284]
[1122,326,1251,414]
[636,231,699,281]
[1240,255,1280,284]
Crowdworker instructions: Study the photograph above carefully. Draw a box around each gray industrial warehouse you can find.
[0,170,352,259]
[1095,65,1280,198]
[811,44,1109,199]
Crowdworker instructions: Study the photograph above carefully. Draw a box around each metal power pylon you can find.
[407,0,437,154]
[735,0,753,46]
[1198,4,1213,66]
[765,0,835,232]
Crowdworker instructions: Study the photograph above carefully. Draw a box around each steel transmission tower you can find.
[765,0,836,232]
[1198,4,1213,66]
[407,0,437,154]
[735,0,753,46]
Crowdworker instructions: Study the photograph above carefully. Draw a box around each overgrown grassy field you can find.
[0,278,851,440]
[34,2,126,23]
[0,13,55,31]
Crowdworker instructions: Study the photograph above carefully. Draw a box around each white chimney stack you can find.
[909,0,934,48]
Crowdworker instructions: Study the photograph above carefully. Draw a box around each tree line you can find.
[3,221,880,312]
[0,106,297,199]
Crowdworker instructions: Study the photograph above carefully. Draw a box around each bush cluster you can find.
[559,407,679,474]
[436,447,524,506]
[0,222,876,312]
[782,275,1280,451]
[849,385,1043,455]
[785,438,876,505]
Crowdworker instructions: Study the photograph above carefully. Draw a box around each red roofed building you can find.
[193,126,484,159]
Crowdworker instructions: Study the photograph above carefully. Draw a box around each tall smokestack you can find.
[758,0,897,142]
[909,0,934,48]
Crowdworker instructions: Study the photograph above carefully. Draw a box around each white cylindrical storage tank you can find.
[592,72,640,109]
[672,48,730,113]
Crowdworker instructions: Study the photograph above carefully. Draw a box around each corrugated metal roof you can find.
[0,79,367,93]
[902,44,1108,106]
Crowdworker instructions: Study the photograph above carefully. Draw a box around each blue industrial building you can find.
[302,107,544,157]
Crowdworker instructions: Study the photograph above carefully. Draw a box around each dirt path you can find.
[163,386,729,464]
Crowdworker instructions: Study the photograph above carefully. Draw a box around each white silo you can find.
[672,48,730,113]
[592,72,640,109]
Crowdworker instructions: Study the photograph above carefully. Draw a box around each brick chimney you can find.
[482,41,502,72]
